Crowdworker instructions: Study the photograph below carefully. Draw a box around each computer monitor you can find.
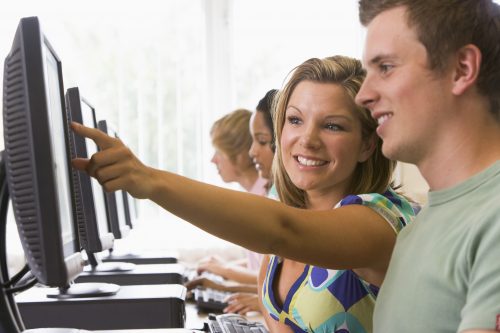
[96,120,132,239]
[65,87,114,253]
[2,17,118,303]
[3,16,83,290]
[66,88,134,272]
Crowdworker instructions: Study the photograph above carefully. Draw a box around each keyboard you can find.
[193,287,231,312]
[184,268,225,283]
[208,313,269,333]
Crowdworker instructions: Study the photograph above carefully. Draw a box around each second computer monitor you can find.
[66,87,114,254]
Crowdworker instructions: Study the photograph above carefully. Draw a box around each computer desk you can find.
[19,302,265,333]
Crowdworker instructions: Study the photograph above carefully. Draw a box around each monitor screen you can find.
[44,43,75,257]
[66,87,114,253]
[3,17,84,287]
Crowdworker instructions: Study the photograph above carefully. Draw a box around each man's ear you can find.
[451,44,482,96]
[358,134,377,163]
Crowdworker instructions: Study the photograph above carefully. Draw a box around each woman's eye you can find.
[258,140,270,146]
[287,116,301,125]
[325,123,343,131]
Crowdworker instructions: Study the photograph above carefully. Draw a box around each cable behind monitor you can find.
[0,150,25,332]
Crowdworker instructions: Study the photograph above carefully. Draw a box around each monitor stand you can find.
[46,283,120,299]
[87,252,136,272]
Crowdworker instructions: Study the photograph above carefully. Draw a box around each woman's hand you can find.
[197,256,226,276]
[224,292,260,315]
[185,277,228,291]
[71,121,155,199]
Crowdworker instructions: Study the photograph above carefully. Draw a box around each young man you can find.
[356,1,500,332]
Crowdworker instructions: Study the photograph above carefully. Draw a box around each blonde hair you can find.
[211,109,253,166]
[273,56,395,208]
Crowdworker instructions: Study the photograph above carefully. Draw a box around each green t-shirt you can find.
[374,161,500,333]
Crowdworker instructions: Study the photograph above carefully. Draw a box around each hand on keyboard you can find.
[184,268,225,286]
[224,292,260,315]
[193,287,231,313]
[186,275,227,291]
[197,255,227,276]
[208,313,269,333]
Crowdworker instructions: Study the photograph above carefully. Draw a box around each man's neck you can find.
[418,114,500,191]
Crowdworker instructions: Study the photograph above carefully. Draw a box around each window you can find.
[0,0,364,255]
[232,0,362,109]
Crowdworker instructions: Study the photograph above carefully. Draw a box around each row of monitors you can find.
[3,17,136,289]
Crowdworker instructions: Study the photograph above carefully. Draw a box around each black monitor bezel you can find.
[122,190,134,230]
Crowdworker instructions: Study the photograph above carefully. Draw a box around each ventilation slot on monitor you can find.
[66,109,88,249]
[3,47,43,279]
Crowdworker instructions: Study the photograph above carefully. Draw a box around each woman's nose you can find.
[299,127,321,149]
[249,142,257,159]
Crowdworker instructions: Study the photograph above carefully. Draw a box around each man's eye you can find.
[380,63,394,73]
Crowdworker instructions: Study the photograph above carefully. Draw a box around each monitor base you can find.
[46,283,120,299]
[89,262,135,272]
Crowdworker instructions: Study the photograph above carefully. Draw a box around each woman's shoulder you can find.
[337,188,416,233]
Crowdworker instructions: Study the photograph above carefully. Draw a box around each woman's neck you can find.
[306,190,345,210]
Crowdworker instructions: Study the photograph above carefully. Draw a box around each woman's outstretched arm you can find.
[71,122,396,276]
